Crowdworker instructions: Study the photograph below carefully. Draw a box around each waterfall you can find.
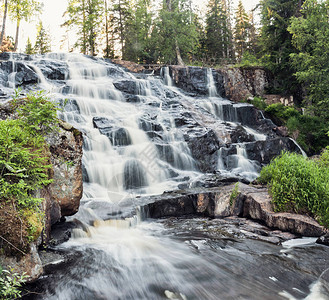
[161,66,174,87]
[1,53,323,300]
[207,68,217,97]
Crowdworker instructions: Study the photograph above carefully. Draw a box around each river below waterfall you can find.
[0,53,328,300]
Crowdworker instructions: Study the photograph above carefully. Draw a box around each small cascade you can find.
[231,144,260,181]
[161,66,174,87]
[207,68,217,97]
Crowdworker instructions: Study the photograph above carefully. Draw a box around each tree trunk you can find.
[0,0,8,46]
[104,0,109,58]
[175,40,185,66]
[14,18,20,52]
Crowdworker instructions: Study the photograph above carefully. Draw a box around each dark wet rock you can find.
[234,104,259,126]
[113,79,137,94]
[0,52,31,61]
[92,116,131,146]
[0,244,43,282]
[170,66,209,95]
[139,115,163,132]
[35,60,68,80]
[230,125,255,143]
[185,129,220,173]
[316,233,329,246]
[123,93,140,103]
[143,183,327,237]
[48,221,77,247]
[0,61,39,86]
[273,126,289,137]
[244,137,303,165]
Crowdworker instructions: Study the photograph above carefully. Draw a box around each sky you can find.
[5,0,260,53]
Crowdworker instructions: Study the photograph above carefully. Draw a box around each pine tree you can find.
[25,37,34,54]
[234,1,250,61]
[34,21,51,54]
[123,0,152,62]
[112,0,132,58]
[205,0,234,65]
[259,0,304,94]
[103,0,115,58]
[151,0,199,65]
[63,0,103,56]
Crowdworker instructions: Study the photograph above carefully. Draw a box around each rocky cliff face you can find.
[169,65,270,101]
[0,101,83,281]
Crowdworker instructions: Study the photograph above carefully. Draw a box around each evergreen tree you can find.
[259,0,304,95]
[289,0,329,118]
[8,0,43,51]
[25,37,34,54]
[234,1,250,61]
[151,0,199,65]
[63,0,103,56]
[103,0,115,58]
[123,0,152,62]
[112,0,132,58]
[205,0,234,65]
[34,21,51,54]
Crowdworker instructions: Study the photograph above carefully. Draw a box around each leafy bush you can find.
[0,91,58,248]
[258,151,329,227]
[0,267,28,299]
[265,104,329,154]
[250,96,267,110]
[0,118,52,209]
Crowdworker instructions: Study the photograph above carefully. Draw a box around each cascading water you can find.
[0,54,327,300]
[207,68,218,97]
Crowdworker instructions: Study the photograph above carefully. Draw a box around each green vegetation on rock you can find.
[258,150,329,227]
[0,91,58,254]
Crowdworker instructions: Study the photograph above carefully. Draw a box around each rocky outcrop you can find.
[217,67,269,102]
[0,100,83,281]
[112,59,145,73]
[168,65,269,101]
[144,183,327,237]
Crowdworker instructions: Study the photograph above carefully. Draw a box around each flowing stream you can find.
[0,53,328,300]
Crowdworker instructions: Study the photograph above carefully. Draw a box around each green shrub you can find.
[250,96,267,110]
[265,103,329,154]
[0,118,52,209]
[0,267,28,299]
[258,151,329,227]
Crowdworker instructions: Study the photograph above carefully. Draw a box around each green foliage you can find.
[122,0,152,63]
[258,151,329,227]
[288,0,329,119]
[205,0,234,65]
[8,0,43,51]
[236,51,262,67]
[230,182,239,206]
[63,0,103,56]
[34,21,51,54]
[265,103,329,154]
[25,37,34,55]
[13,90,59,136]
[259,0,302,95]
[249,96,267,110]
[0,91,58,210]
[150,0,199,64]
[0,268,28,299]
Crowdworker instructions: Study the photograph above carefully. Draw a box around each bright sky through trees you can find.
[4,0,259,52]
